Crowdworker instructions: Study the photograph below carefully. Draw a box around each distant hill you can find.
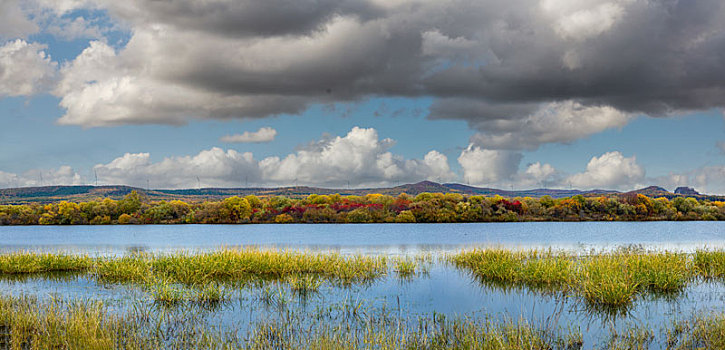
[443,183,619,198]
[624,186,724,201]
[0,181,722,204]
[624,186,672,198]
[674,187,700,195]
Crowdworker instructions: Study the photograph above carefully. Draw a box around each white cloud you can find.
[221,127,277,143]
[518,162,561,188]
[652,166,725,195]
[566,151,645,190]
[0,0,38,40]
[29,0,96,15]
[525,162,556,180]
[259,127,455,187]
[457,146,523,185]
[0,166,82,188]
[542,0,629,41]
[89,127,454,189]
[45,17,104,41]
[469,101,632,150]
[54,36,312,126]
[94,148,260,189]
[690,166,725,195]
[26,0,725,165]
[0,39,57,97]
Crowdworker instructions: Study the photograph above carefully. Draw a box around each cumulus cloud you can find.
[45,17,105,41]
[517,162,562,188]
[566,151,645,190]
[456,146,562,188]
[541,0,629,42]
[0,166,82,188]
[688,166,725,195]
[0,39,57,97]
[44,0,725,137]
[457,146,523,185]
[90,127,454,189]
[0,0,38,40]
[221,127,277,143]
[652,166,725,195]
[446,100,632,150]
[94,148,261,189]
[455,149,651,191]
[259,127,455,187]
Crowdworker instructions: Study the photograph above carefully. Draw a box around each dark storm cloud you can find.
[110,0,386,38]
[57,0,725,140]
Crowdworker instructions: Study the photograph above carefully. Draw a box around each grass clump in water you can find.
[149,249,389,286]
[450,249,575,289]
[93,255,151,283]
[0,252,91,274]
[0,249,390,286]
[393,257,418,278]
[694,250,725,279]
[0,296,144,349]
[578,255,640,308]
[451,249,692,309]
[579,251,690,308]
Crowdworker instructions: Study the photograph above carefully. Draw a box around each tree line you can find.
[0,191,723,225]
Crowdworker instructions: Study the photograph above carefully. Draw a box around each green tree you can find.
[223,196,252,223]
[394,210,416,223]
[118,191,143,215]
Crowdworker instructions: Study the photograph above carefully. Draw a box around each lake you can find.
[1,221,724,255]
[2,221,725,348]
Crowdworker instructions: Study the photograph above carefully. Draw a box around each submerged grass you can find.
[4,293,725,349]
[286,274,322,296]
[148,280,185,305]
[250,316,584,350]
[146,280,228,305]
[667,312,725,349]
[0,294,584,350]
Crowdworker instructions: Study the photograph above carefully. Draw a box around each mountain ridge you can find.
[0,181,722,204]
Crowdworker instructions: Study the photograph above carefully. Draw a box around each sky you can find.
[0,0,724,193]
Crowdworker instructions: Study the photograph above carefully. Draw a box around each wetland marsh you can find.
[1,222,725,349]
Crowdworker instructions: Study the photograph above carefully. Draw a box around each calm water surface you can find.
[0,221,724,254]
